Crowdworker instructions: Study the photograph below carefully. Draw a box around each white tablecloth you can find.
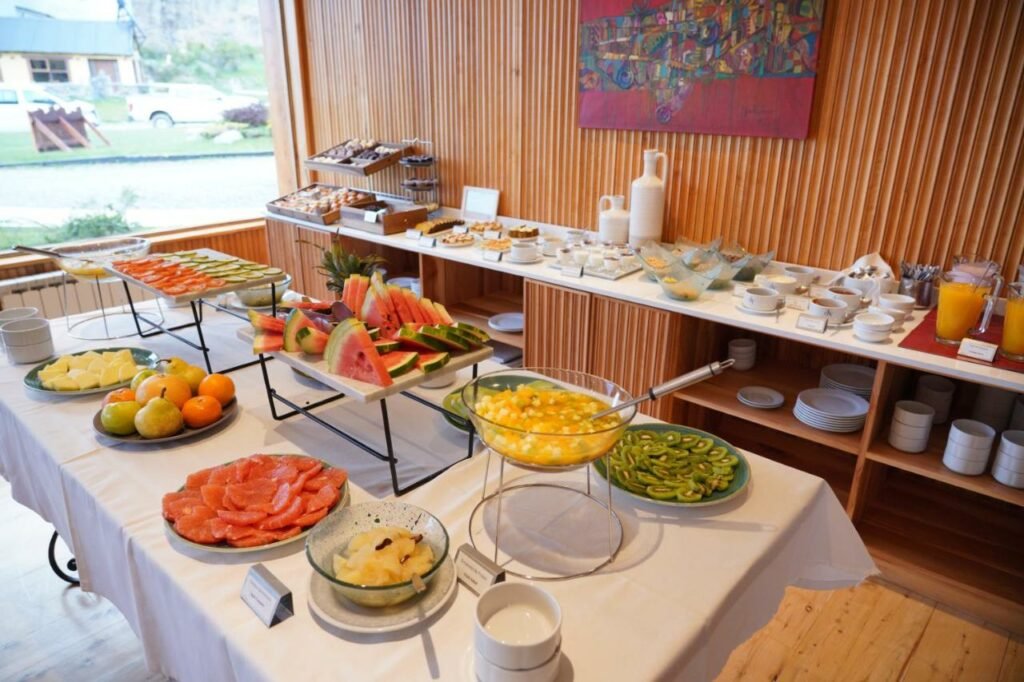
[0,302,876,681]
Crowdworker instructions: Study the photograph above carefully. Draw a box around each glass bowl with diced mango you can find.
[460,369,637,469]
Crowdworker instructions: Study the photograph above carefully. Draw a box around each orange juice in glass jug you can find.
[1001,283,1024,361]
[935,270,999,345]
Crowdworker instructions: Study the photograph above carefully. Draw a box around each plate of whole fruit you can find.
[93,358,238,443]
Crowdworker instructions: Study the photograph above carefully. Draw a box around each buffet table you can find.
[0,301,876,681]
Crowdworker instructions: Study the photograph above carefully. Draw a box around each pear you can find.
[162,357,190,375]
[134,388,183,439]
[179,365,207,394]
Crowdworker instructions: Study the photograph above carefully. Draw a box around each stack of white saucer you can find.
[992,431,1024,488]
[887,400,934,453]
[942,419,995,475]
[819,363,875,399]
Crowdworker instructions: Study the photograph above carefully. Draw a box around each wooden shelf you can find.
[867,427,1024,507]
[673,363,865,455]
[447,292,523,349]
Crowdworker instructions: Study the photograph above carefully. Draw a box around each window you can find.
[24,90,56,105]
[28,57,69,83]
[0,89,17,105]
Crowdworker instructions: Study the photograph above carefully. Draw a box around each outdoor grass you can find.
[0,126,272,165]
[93,97,130,123]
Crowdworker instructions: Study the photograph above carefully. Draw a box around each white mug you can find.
[510,242,537,261]
[808,297,848,322]
[743,287,780,311]
[826,286,865,310]
[783,265,815,287]
[754,274,799,295]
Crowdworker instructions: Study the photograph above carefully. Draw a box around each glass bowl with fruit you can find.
[460,368,637,470]
[52,237,151,279]
[653,260,724,301]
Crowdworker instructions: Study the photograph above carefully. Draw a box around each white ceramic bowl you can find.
[809,297,848,322]
[854,312,895,331]
[893,400,935,428]
[942,448,990,475]
[854,327,891,343]
[878,293,916,313]
[890,419,931,441]
[474,646,561,682]
[754,274,798,295]
[743,287,780,311]
[0,317,52,347]
[475,583,562,672]
[994,450,1024,473]
[992,465,1024,488]
[783,265,816,287]
[869,306,906,328]
[917,374,955,395]
[728,339,756,352]
[888,430,928,453]
[914,375,956,424]
[826,287,865,310]
[0,307,41,325]
[999,430,1024,459]
[943,438,992,462]
[7,337,54,364]
[948,419,996,449]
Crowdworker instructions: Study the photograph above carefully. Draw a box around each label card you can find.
[452,225,469,235]
[561,264,585,278]
[418,235,437,248]
[405,228,421,240]
[483,229,503,240]
[241,564,293,628]
[796,313,828,333]
[364,210,380,223]
[455,544,505,596]
[958,338,998,363]
[483,250,503,262]
[785,295,811,311]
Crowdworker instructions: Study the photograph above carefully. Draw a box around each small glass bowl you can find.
[682,247,749,289]
[305,501,449,608]
[461,368,636,469]
[635,241,676,281]
[236,273,293,307]
[54,237,150,279]
[654,261,724,301]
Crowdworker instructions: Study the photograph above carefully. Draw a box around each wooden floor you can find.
[1,478,1021,682]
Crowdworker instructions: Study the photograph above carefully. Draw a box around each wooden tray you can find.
[305,140,410,177]
[339,200,428,236]
[266,183,378,225]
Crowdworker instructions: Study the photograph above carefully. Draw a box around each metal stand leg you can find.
[47,531,79,586]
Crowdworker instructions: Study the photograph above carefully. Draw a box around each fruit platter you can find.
[107,248,287,303]
[163,454,348,552]
[92,358,237,442]
[24,347,158,395]
[242,272,493,401]
[593,424,750,507]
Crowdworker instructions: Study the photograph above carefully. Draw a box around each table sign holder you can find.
[958,338,998,363]
[242,564,293,627]
[454,544,506,596]
[796,313,828,333]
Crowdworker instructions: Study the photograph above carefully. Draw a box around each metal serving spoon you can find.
[590,359,735,420]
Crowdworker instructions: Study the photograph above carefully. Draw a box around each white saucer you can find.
[735,302,785,316]
[505,255,544,265]
[488,312,524,333]
[307,556,456,634]
[737,386,785,409]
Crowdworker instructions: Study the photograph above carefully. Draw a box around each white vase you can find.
[628,149,667,247]
[598,194,629,244]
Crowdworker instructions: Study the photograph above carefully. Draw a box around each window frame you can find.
[27,55,70,83]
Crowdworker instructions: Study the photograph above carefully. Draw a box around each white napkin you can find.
[827,252,896,285]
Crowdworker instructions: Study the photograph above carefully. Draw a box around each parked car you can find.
[126,84,258,127]
[0,87,99,132]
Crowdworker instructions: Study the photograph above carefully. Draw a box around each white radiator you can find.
[0,271,157,318]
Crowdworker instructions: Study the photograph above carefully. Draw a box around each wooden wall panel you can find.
[523,280,591,371]
[282,0,1024,281]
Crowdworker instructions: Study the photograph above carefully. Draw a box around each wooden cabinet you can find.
[523,280,591,371]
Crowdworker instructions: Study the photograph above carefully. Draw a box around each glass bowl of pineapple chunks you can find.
[305,501,449,608]
[461,368,637,470]
[24,347,158,395]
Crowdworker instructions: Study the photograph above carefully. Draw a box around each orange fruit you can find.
[181,395,222,428]
[103,387,136,406]
[198,373,235,406]
[135,374,192,408]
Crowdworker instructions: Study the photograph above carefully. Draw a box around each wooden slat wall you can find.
[523,280,591,372]
[283,0,1024,280]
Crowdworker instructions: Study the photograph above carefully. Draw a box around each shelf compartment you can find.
[673,363,864,455]
[446,293,523,349]
[866,427,1024,507]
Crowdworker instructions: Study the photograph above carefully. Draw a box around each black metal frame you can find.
[256,352,479,496]
[48,531,79,585]
[121,280,278,375]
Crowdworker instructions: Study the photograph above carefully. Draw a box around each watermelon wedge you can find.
[341,277,355,311]
[367,327,380,341]
[387,285,416,325]
[401,289,428,324]
[253,331,284,354]
[279,299,332,313]
[283,309,318,352]
[419,298,443,325]
[432,302,455,325]
[416,351,450,373]
[324,318,393,387]
[396,325,448,352]
[374,339,400,354]
[247,309,285,333]
[296,326,329,355]
[419,325,470,351]
[361,288,400,338]
[453,321,490,344]
[381,351,419,377]
[445,326,485,349]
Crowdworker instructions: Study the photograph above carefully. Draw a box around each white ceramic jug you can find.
[598,195,629,244]
[628,149,667,247]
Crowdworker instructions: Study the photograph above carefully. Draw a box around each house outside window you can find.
[28,56,69,82]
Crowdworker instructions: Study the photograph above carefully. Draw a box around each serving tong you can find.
[590,359,735,420]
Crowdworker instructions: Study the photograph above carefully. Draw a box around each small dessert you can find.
[415,217,463,234]
[468,220,502,234]
[508,224,539,239]
[333,527,434,586]
[441,232,475,247]
[481,238,512,252]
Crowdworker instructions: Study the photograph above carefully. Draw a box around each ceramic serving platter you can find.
[93,399,238,444]
[23,347,159,396]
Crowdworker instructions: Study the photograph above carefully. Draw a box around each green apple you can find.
[130,368,159,392]
[178,365,207,394]
[101,400,142,436]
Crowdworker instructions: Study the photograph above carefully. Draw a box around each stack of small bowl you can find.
[853,312,895,343]
[942,419,996,475]
[888,400,934,453]
[992,431,1024,488]
[914,374,956,424]
[727,338,756,371]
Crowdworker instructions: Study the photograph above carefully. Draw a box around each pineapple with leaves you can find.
[308,233,387,296]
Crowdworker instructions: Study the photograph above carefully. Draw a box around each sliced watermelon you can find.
[283,309,318,352]
[253,331,284,354]
[381,351,419,377]
[296,326,329,355]
[340,277,354,311]
[279,299,331,313]
[247,309,285,333]
[419,298,444,325]
[396,325,447,352]
[432,302,455,325]
[367,327,380,341]
[361,288,400,338]
[419,325,470,351]
[324,318,393,387]
[401,289,429,324]
[416,351,450,373]
[387,285,416,325]
[374,339,400,354]
[453,321,490,343]
[352,275,370,318]
[445,326,485,349]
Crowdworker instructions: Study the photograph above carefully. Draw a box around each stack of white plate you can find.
[992,430,1024,488]
[793,388,869,433]
[819,363,875,399]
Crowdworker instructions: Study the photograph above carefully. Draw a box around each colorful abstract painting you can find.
[578,0,824,138]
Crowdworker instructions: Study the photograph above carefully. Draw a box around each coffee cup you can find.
[743,287,780,312]
[603,254,621,271]
[783,265,816,287]
[826,286,865,310]
[808,297,848,322]
[540,238,563,257]
[556,247,572,266]
[587,250,604,269]
[510,242,537,261]
[572,248,589,267]
[754,274,799,295]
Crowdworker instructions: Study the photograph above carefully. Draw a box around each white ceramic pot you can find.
[994,449,1024,474]
[948,419,996,449]
[627,149,667,247]
[992,465,1024,488]
[853,312,895,331]
[893,400,935,428]
[890,419,931,442]
[998,431,1024,459]
[888,430,928,454]
[475,583,562,672]
[597,194,629,244]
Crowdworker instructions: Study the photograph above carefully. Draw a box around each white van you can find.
[0,87,100,132]
[126,83,257,127]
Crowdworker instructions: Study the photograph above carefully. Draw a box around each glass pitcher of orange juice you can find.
[935,270,1001,345]
[1001,283,1024,361]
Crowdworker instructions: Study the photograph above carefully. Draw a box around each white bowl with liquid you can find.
[474,582,562,674]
